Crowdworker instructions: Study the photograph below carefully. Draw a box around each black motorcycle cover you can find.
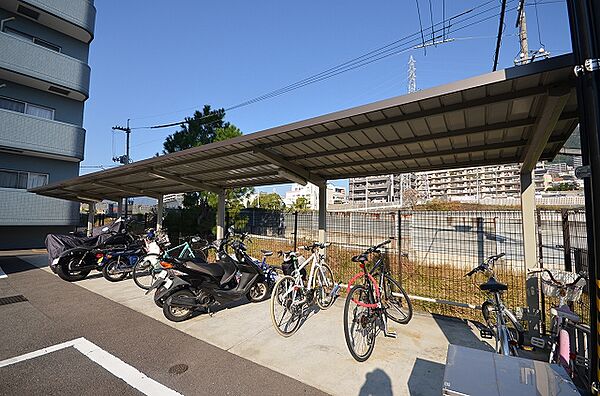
[45,218,126,266]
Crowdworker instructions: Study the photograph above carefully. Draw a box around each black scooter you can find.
[149,228,273,322]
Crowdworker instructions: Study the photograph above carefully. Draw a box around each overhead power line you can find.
[493,0,508,71]
[131,0,523,131]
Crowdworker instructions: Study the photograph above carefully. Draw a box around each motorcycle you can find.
[148,228,279,322]
[101,238,149,282]
[46,218,135,281]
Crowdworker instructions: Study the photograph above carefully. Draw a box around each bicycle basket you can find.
[540,269,586,301]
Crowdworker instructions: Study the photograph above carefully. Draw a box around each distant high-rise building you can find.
[0,0,96,248]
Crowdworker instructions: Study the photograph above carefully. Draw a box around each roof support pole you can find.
[117,198,123,217]
[520,170,541,338]
[87,202,95,237]
[318,182,327,246]
[216,189,226,240]
[156,195,164,231]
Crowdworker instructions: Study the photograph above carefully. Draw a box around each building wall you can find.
[0,79,85,125]
[0,8,90,62]
[0,0,95,249]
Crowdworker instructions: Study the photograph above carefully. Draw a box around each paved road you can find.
[0,257,324,396]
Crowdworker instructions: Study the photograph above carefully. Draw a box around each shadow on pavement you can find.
[0,257,43,275]
[407,358,445,396]
[432,314,495,352]
[359,368,393,396]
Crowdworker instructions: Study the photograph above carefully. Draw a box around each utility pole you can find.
[112,119,131,217]
[515,0,529,65]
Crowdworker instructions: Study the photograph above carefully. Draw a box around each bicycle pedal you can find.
[530,337,546,349]
[479,328,494,339]
[521,345,534,352]
[384,331,397,338]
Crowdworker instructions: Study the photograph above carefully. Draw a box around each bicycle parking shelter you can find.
[31,53,592,391]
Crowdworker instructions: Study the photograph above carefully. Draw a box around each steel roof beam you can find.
[310,140,536,172]
[253,147,324,185]
[147,169,222,194]
[286,112,579,162]
[266,84,559,149]
[95,181,160,198]
[520,87,572,172]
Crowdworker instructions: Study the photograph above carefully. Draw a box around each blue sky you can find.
[82,0,572,197]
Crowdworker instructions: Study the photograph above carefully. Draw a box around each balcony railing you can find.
[0,108,85,159]
[22,0,96,37]
[0,31,91,98]
[0,188,79,226]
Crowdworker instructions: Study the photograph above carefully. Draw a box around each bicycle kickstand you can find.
[382,312,397,338]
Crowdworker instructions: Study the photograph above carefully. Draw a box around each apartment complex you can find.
[282,183,347,209]
[348,162,581,204]
[0,0,95,248]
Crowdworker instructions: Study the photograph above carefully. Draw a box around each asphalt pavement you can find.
[0,257,325,396]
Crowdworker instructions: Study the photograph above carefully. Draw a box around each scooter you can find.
[148,228,276,322]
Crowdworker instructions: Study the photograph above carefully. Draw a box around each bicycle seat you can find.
[551,305,581,323]
[352,254,368,263]
[479,277,508,292]
[261,250,273,256]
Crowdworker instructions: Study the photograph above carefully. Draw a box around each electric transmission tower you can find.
[408,56,417,93]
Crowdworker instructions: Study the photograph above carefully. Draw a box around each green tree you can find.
[161,106,253,236]
[251,192,284,210]
[163,105,228,154]
[290,196,310,212]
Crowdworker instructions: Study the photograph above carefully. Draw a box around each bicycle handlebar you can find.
[302,242,331,251]
[464,253,506,277]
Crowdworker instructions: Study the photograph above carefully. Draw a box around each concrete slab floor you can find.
[24,255,497,396]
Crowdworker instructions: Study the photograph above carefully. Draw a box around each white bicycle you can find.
[270,242,336,337]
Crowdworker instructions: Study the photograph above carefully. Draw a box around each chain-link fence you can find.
[160,206,590,327]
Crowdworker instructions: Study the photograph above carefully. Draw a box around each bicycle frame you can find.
[281,248,329,304]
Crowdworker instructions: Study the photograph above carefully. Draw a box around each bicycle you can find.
[528,267,588,386]
[132,233,211,290]
[270,242,336,337]
[343,239,413,362]
[465,253,525,357]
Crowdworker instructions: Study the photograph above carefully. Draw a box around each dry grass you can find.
[244,235,530,323]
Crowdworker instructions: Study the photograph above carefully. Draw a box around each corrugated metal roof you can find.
[31,54,579,202]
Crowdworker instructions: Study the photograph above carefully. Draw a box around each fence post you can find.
[397,210,403,286]
[476,217,485,264]
[536,209,547,334]
[561,209,573,272]
[293,211,298,251]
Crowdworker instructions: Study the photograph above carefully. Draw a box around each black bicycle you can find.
[343,239,413,362]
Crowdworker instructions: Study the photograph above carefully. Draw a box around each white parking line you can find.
[0,338,182,396]
[0,265,7,279]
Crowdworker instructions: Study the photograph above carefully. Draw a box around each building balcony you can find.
[0,0,96,43]
[0,108,85,160]
[0,188,79,226]
[0,31,90,100]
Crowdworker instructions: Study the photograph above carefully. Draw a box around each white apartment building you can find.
[348,162,581,203]
[283,183,347,208]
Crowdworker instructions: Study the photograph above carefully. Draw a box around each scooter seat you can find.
[183,260,225,280]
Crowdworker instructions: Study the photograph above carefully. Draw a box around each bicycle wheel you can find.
[381,275,413,324]
[344,284,377,362]
[133,253,160,290]
[270,275,303,337]
[315,263,335,310]
[482,301,521,356]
